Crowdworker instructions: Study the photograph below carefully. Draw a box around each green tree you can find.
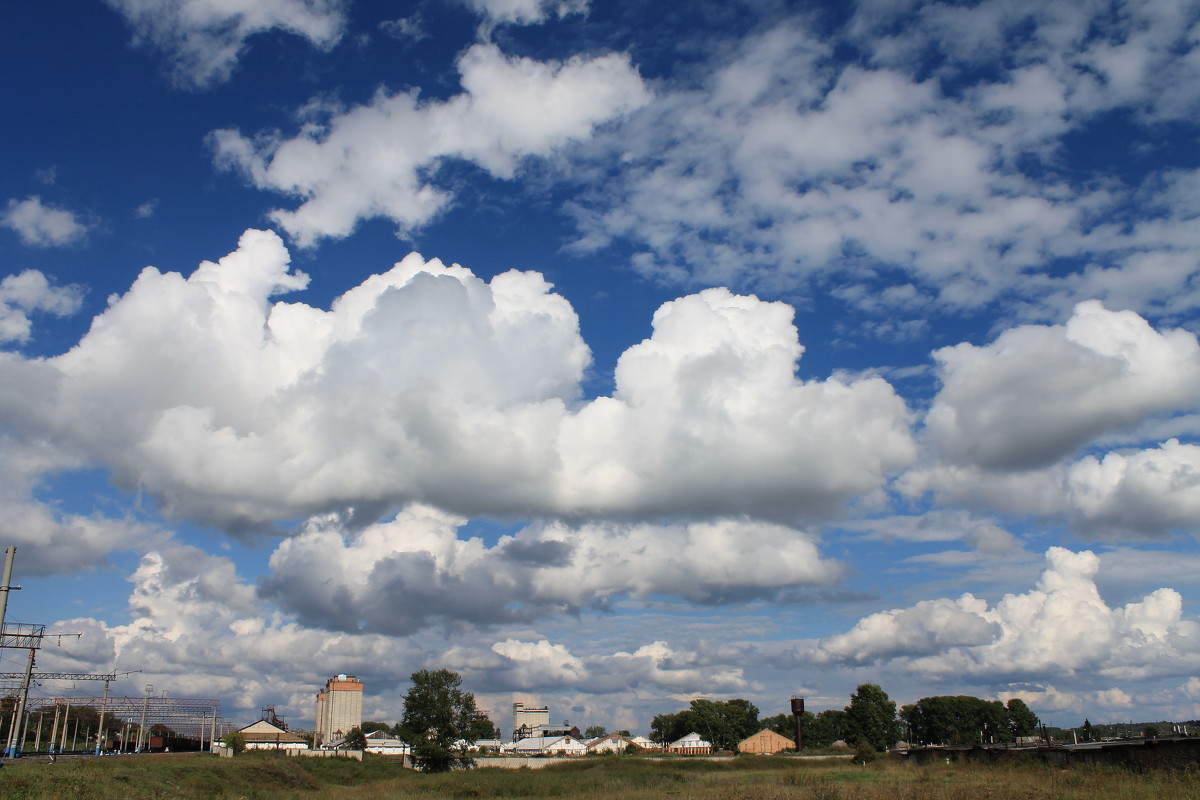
[466,712,500,741]
[903,695,1007,745]
[361,720,392,735]
[844,683,900,751]
[806,709,848,748]
[651,699,760,751]
[651,710,690,745]
[1005,699,1039,738]
[584,725,608,739]
[398,669,479,772]
[343,726,367,750]
[221,730,246,754]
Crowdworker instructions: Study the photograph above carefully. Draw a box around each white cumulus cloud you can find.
[42,544,754,723]
[1067,439,1200,538]
[1,197,90,248]
[0,269,84,344]
[0,229,913,531]
[807,547,1200,685]
[565,3,1200,317]
[259,505,845,635]
[211,44,650,246]
[924,301,1200,471]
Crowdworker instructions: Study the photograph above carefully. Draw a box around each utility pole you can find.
[95,679,111,755]
[137,684,153,752]
[49,702,61,755]
[0,548,80,757]
[0,546,17,756]
[0,550,140,756]
[0,544,40,758]
[60,699,72,753]
[0,546,19,625]
[7,643,37,755]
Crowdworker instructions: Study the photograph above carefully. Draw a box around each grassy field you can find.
[0,751,1197,800]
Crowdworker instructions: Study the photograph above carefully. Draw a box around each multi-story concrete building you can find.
[512,702,550,740]
[315,674,363,745]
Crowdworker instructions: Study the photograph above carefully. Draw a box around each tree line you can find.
[654,684,1042,753]
[334,671,1046,771]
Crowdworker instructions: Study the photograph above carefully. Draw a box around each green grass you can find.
[0,751,1197,800]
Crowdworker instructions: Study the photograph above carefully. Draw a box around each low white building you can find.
[471,738,504,752]
[543,736,587,755]
[507,737,549,755]
[237,720,309,751]
[628,735,659,750]
[505,735,587,756]
[363,730,411,756]
[586,733,636,753]
[669,732,713,755]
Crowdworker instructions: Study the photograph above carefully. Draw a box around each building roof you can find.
[543,736,588,752]
[671,732,712,747]
[738,728,796,753]
[237,719,308,744]
[586,734,635,750]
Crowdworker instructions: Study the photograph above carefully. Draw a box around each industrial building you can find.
[314,674,363,746]
[512,702,550,740]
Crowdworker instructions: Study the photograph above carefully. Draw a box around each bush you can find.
[221,731,246,755]
[853,741,878,764]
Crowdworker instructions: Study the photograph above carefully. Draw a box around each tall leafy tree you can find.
[903,696,1008,745]
[806,709,848,749]
[1005,699,1039,738]
[690,698,760,751]
[650,699,761,751]
[650,710,689,745]
[398,669,479,772]
[844,684,900,751]
[466,712,500,741]
[343,726,367,750]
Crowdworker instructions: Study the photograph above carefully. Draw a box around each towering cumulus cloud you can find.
[0,229,914,532]
[810,547,1200,685]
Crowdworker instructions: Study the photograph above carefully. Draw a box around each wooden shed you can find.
[738,728,796,754]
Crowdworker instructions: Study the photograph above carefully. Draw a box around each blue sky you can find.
[3,0,1200,735]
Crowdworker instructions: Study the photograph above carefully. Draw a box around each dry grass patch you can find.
[0,751,1198,800]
